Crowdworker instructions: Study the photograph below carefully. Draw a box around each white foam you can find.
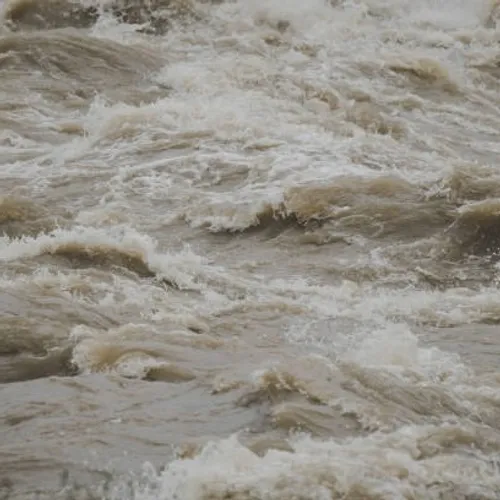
[106,427,500,499]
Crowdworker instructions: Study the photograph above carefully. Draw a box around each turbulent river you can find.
[1,0,500,498]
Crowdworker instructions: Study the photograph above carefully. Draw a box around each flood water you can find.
[1,0,500,498]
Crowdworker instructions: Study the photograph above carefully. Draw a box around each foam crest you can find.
[0,225,215,290]
[106,426,500,499]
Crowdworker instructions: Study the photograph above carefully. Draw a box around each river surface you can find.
[1,0,500,498]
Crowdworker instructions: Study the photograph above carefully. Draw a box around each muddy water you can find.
[1,0,500,498]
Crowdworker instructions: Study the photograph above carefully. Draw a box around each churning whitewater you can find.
[1,0,500,498]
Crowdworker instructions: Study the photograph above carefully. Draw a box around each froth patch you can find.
[109,0,201,34]
[108,426,500,500]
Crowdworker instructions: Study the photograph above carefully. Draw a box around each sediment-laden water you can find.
[1,0,500,498]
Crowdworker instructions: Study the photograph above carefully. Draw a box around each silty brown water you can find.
[1,0,500,498]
